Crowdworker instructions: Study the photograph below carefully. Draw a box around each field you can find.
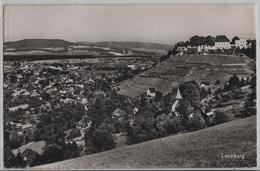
[117,54,254,97]
[35,116,256,169]
[117,76,175,97]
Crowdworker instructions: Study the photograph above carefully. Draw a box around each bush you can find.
[186,112,206,131]
[155,114,168,135]
[127,115,159,144]
[165,115,183,133]
[21,148,42,167]
[92,122,115,152]
[240,107,256,118]
[32,128,42,142]
[179,81,201,109]
[41,144,64,164]
[63,141,80,159]
[8,132,23,149]
[4,146,16,168]
[212,111,230,125]
[156,114,182,135]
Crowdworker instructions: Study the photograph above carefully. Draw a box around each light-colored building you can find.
[214,35,231,49]
[235,38,247,49]
[215,41,231,49]
[146,88,156,98]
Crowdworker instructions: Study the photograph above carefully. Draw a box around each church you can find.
[170,86,183,116]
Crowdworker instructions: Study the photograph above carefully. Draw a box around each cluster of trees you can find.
[240,39,256,60]
[4,89,133,168]
[223,74,251,91]
[241,65,256,117]
[4,102,86,168]
[4,140,80,168]
[126,81,207,144]
[83,90,134,154]
[174,35,218,48]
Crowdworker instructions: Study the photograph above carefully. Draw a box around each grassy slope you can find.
[35,116,256,169]
[117,54,253,97]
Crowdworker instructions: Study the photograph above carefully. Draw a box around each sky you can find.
[3,4,256,45]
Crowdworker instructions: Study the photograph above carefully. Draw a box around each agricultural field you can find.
[117,54,254,97]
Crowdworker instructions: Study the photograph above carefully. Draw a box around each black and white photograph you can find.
[1,1,258,169]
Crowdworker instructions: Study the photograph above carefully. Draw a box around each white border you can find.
[0,0,259,170]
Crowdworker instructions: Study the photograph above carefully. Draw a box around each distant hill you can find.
[4,39,172,51]
[35,116,256,169]
[4,39,170,57]
[4,39,75,50]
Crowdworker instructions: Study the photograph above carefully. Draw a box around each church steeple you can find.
[175,86,183,100]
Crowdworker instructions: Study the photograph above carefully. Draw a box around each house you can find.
[112,108,127,119]
[9,104,29,112]
[214,35,231,49]
[146,88,156,98]
[189,113,194,118]
[206,111,215,119]
[127,64,137,70]
[133,107,139,115]
[81,98,88,105]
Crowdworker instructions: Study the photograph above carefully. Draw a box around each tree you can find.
[175,41,185,48]
[231,36,239,44]
[8,132,23,149]
[190,35,201,47]
[240,67,256,117]
[185,111,205,131]
[41,144,63,164]
[21,149,42,167]
[228,74,240,90]
[212,111,230,125]
[175,99,189,126]
[205,35,215,46]
[215,80,220,85]
[156,114,182,135]
[32,128,42,142]
[13,150,26,168]
[155,91,163,102]
[70,140,79,158]
[127,114,159,144]
[184,41,191,47]
[200,87,208,98]
[92,122,115,152]
[179,81,201,109]
[4,146,16,168]
[215,35,230,42]
[240,77,246,87]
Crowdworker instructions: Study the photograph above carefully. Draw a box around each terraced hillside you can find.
[117,54,254,97]
[35,116,256,169]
